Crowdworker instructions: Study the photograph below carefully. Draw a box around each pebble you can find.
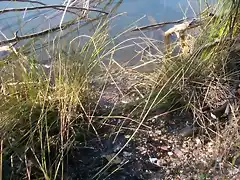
[179,126,198,137]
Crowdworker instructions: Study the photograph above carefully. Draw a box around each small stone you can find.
[179,126,198,137]
[195,137,201,146]
[168,151,173,156]
[160,146,170,151]
[173,148,184,158]
[155,130,162,135]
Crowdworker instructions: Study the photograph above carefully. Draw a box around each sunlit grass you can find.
[131,0,240,173]
[91,1,240,176]
[1,0,240,179]
[0,15,114,179]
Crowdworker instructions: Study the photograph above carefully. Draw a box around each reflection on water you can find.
[109,0,216,68]
[0,0,216,67]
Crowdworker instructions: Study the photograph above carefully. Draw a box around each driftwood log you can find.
[132,17,207,54]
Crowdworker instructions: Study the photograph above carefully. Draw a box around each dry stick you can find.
[131,17,194,32]
[132,18,199,54]
[0,15,107,46]
[131,11,212,32]
[164,21,202,53]
[0,21,77,45]
[0,0,45,5]
[0,5,109,15]
[0,0,86,16]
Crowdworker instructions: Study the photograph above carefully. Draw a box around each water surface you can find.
[0,0,216,65]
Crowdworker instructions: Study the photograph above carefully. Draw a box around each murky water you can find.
[0,0,216,65]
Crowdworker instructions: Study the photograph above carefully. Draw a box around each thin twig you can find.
[131,17,194,32]
[0,17,91,45]
[131,12,213,32]
[0,5,109,15]
[0,0,45,6]
[0,0,85,16]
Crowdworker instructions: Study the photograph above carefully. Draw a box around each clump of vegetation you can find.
[1,0,240,179]
[0,16,113,178]
[142,0,240,176]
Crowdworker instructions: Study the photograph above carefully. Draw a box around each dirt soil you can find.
[66,70,240,180]
[3,69,240,180]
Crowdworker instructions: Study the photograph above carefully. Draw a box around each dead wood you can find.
[0,5,109,15]
[131,17,194,32]
[0,17,101,46]
[0,0,45,6]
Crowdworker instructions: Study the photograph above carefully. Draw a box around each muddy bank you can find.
[68,70,240,179]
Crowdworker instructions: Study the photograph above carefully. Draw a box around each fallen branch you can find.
[0,17,96,45]
[165,20,201,37]
[0,4,109,15]
[164,19,203,53]
[131,13,214,32]
[0,0,45,6]
[0,1,90,16]
[131,17,194,32]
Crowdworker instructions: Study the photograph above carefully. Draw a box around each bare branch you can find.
[132,12,216,32]
[0,0,46,6]
[131,18,192,32]
[0,1,86,16]
[0,17,99,45]
[0,5,109,15]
